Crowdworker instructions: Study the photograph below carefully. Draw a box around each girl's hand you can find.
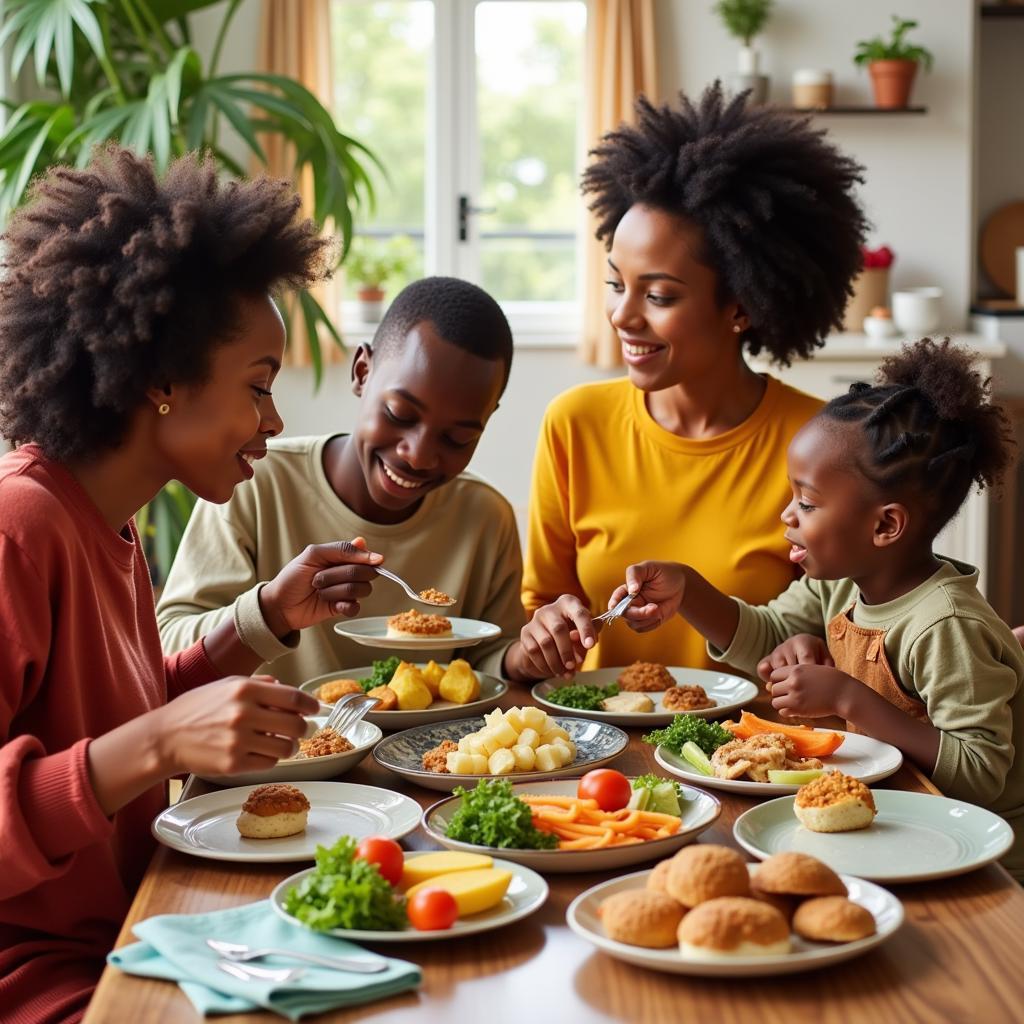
[260,537,383,635]
[506,595,599,681]
[767,663,859,719]
[607,561,688,633]
[757,634,834,684]
[153,676,319,776]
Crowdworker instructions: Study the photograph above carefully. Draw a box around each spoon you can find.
[375,567,457,607]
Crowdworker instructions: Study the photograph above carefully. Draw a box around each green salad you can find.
[283,836,407,931]
[643,714,733,757]
[628,773,690,816]
[444,779,558,850]
[544,682,619,711]
[357,656,402,693]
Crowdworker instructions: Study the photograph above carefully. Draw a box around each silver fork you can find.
[594,591,636,626]
[217,959,305,983]
[374,567,456,607]
[208,939,388,974]
[324,691,379,737]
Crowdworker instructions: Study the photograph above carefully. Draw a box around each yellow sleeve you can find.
[521,405,584,615]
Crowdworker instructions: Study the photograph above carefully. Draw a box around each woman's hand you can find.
[607,561,688,633]
[504,595,599,682]
[757,634,834,684]
[153,675,320,776]
[259,536,383,636]
[767,663,859,719]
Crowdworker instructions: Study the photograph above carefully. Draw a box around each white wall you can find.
[196,0,978,516]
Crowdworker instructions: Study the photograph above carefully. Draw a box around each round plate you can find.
[373,715,629,792]
[194,718,382,786]
[301,667,508,730]
[151,781,421,863]
[567,866,903,976]
[980,200,1024,296]
[270,852,548,941]
[532,667,758,726]
[733,790,1015,882]
[334,616,501,650]
[421,778,721,873]
[654,730,903,795]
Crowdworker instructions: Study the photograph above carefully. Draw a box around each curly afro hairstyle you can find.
[822,338,1017,537]
[0,144,333,462]
[581,82,868,365]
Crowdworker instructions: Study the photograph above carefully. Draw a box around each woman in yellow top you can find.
[501,84,867,682]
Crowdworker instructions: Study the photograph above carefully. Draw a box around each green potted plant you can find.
[714,0,774,105]
[854,16,934,109]
[345,235,418,322]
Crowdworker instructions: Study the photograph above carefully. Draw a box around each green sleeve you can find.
[708,575,829,676]
[156,497,296,666]
[907,616,1019,805]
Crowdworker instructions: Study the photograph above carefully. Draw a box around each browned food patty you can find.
[617,661,675,692]
[662,685,715,711]
[387,609,453,636]
[298,727,354,759]
[751,852,847,898]
[677,897,790,955]
[598,890,686,948]
[367,685,398,711]
[316,678,363,703]
[422,739,459,773]
[241,783,310,817]
[665,844,750,908]
[792,896,876,943]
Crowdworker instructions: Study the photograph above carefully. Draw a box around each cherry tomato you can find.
[407,887,459,931]
[577,768,632,812]
[354,836,404,886]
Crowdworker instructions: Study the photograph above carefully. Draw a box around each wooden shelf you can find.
[981,4,1024,17]
[778,106,927,115]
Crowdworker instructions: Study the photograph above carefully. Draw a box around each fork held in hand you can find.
[594,591,636,626]
[374,567,457,607]
[323,691,379,737]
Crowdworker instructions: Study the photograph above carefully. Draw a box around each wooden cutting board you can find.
[980,199,1024,296]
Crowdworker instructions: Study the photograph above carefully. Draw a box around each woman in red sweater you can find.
[0,147,382,1024]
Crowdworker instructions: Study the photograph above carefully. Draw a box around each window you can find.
[331,0,586,339]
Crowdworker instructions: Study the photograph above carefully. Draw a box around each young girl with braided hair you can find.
[606,338,1024,878]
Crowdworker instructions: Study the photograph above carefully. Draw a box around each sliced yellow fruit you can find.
[399,852,494,890]
[404,867,512,917]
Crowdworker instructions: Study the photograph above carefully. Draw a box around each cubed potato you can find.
[478,730,502,757]
[388,662,433,711]
[511,744,536,771]
[469,754,489,774]
[534,744,559,772]
[540,726,570,745]
[503,708,526,734]
[518,727,540,749]
[553,738,577,762]
[549,742,573,767]
[447,751,475,774]
[489,719,519,748]
[439,659,481,705]
[467,735,488,757]
[521,706,548,732]
[484,708,504,728]
[458,735,474,753]
[488,748,516,775]
[421,660,445,696]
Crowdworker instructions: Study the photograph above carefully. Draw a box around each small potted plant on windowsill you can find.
[854,16,934,109]
[714,0,774,105]
[345,235,417,323]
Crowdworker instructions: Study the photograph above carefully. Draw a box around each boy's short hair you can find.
[0,145,332,462]
[371,276,514,392]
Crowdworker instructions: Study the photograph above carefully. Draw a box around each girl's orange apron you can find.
[827,606,929,733]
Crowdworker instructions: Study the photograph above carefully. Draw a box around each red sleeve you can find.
[164,638,221,700]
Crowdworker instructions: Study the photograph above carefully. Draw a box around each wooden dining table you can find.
[86,689,1024,1023]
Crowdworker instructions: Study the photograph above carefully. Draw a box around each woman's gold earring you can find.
[158,403,170,416]
[733,325,743,334]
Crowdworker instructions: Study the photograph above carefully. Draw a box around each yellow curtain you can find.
[258,0,343,366]
[579,0,659,367]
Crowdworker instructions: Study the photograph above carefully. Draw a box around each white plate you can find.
[567,866,903,976]
[654,730,903,795]
[421,778,721,872]
[271,852,548,941]
[532,667,758,726]
[194,718,382,786]
[733,790,1016,882]
[151,781,421,863]
[334,616,501,650]
[373,715,629,792]
[301,667,508,730]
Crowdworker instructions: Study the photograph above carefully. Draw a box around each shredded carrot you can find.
[520,794,684,850]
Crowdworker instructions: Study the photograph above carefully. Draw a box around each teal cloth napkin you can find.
[108,900,421,1020]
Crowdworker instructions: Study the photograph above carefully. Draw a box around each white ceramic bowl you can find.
[892,287,943,335]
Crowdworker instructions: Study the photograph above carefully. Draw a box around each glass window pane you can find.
[475,1,586,303]
[330,1,431,299]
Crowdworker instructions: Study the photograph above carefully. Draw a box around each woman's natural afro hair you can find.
[581,83,868,365]
[0,144,333,462]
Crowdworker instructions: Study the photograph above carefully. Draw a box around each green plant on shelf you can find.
[345,235,418,292]
[713,0,773,47]
[854,16,934,69]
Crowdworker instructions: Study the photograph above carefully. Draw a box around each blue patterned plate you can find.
[373,715,629,792]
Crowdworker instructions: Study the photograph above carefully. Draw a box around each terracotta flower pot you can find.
[356,285,386,323]
[868,59,919,109]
